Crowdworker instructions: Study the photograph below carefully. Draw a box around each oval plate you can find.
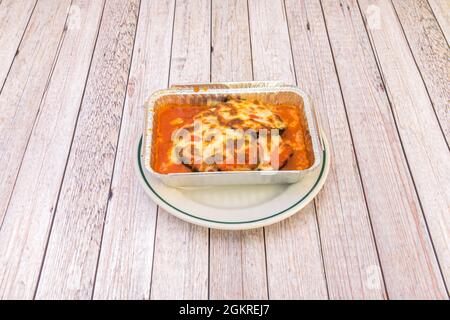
[136,133,330,230]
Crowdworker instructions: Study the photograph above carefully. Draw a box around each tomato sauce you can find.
[151,102,314,173]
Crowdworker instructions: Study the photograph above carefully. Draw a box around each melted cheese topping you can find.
[152,98,313,173]
[216,100,287,131]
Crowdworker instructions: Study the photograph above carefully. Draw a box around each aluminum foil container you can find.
[142,81,323,187]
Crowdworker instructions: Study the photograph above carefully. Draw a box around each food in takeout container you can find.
[142,82,322,187]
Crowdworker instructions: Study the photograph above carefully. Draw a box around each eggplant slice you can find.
[171,99,291,172]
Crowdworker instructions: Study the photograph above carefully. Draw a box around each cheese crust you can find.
[152,98,312,173]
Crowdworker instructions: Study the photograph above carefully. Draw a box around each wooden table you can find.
[0,0,448,300]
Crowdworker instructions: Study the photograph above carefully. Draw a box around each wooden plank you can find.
[248,0,328,299]
[321,0,447,299]
[0,0,72,226]
[211,0,253,82]
[0,0,37,87]
[391,0,450,144]
[248,0,296,83]
[92,0,175,300]
[149,0,210,300]
[428,0,450,42]
[360,0,450,292]
[284,0,386,299]
[210,230,268,300]
[35,0,140,300]
[0,0,105,300]
[209,0,268,300]
[151,211,209,299]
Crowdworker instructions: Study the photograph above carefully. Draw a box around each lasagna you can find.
[151,98,313,173]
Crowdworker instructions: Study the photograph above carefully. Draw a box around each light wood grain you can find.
[321,0,447,299]
[151,210,209,299]
[0,0,36,87]
[248,0,296,83]
[35,0,140,300]
[0,0,104,300]
[149,0,210,300]
[285,0,386,299]
[428,0,450,42]
[211,0,253,82]
[360,0,450,291]
[0,0,72,226]
[248,0,328,299]
[209,0,268,300]
[210,230,268,299]
[392,0,450,145]
[93,0,175,300]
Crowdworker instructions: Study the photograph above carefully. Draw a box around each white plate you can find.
[136,133,330,230]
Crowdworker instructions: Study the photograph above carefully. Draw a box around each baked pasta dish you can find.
[151,98,314,173]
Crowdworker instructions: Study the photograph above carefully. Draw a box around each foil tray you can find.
[142,81,323,187]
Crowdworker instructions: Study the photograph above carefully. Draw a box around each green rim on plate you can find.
[137,137,327,224]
